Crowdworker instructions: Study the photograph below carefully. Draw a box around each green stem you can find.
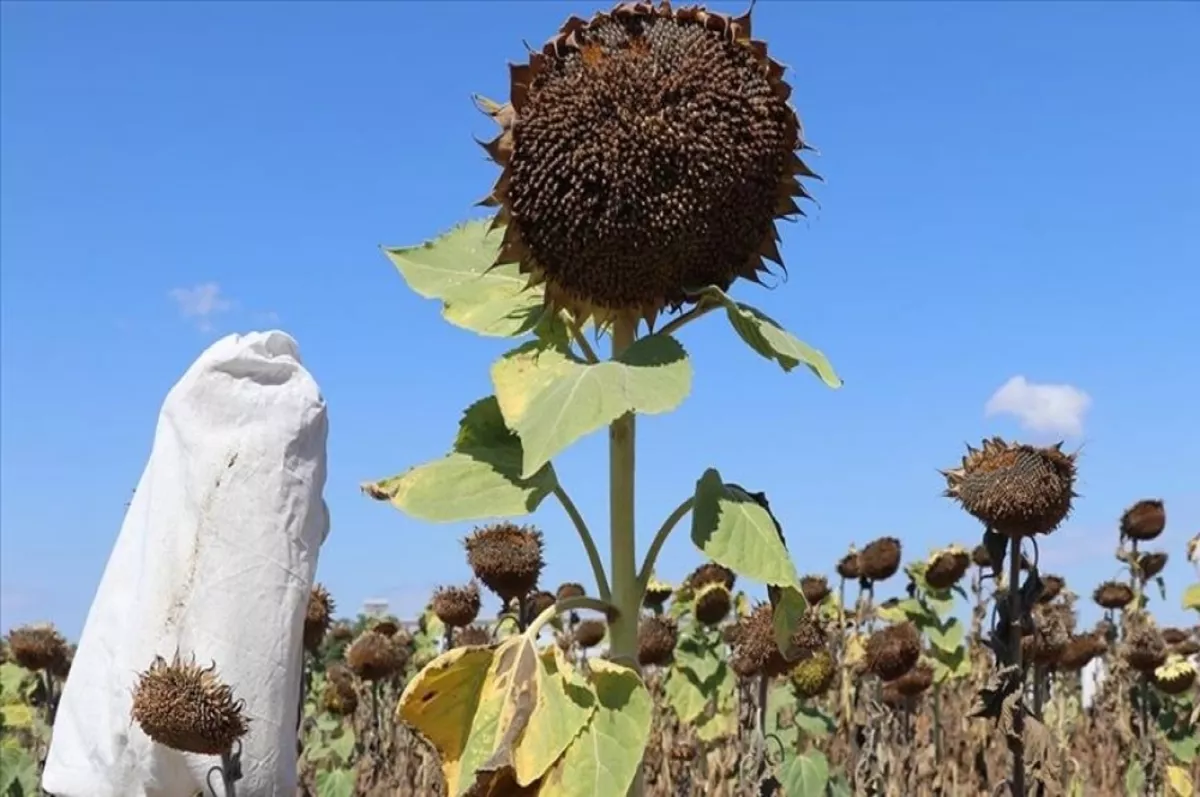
[657,299,718,338]
[553,485,611,603]
[608,314,643,797]
[635,496,695,599]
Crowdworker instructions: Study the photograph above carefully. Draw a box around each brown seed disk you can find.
[859,537,902,582]
[432,583,483,629]
[695,584,733,626]
[346,631,406,681]
[1161,627,1190,646]
[643,583,674,609]
[925,549,970,590]
[865,623,921,682]
[6,624,70,674]
[791,649,836,699]
[485,2,811,324]
[1137,551,1168,580]
[304,584,335,654]
[464,523,545,603]
[130,655,249,755]
[836,552,861,581]
[1120,499,1166,542]
[688,562,737,592]
[1153,665,1196,696]
[730,648,762,679]
[1123,629,1168,674]
[326,663,355,690]
[800,575,830,606]
[556,582,586,601]
[637,616,678,667]
[732,603,784,678]
[943,438,1078,538]
[894,661,934,697]
[322,682,358,717]
[1055,634,1106,671]
[880,682,912,711]
[1093,581,1134,611]
[524,590,557,624]
[453,625,493,648]
[574,618,607,649]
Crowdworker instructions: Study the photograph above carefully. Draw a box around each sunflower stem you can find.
[657,299,718,338]
[1007,535,1026,797]
[635,496,695,599]
[553,485,611,603]
[607,314,644,797]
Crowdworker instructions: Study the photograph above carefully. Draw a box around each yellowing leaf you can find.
[491,337,693,478]
[539,659,652,797]
[383,220,544,338]
[510,647,595,786]
[1169,765,1195,797]
[843,635,865,668]
[1183,583,1200,612]
[397,646,495,797]
[474,636,542,783]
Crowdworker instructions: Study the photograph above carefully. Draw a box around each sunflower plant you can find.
[364,3,841,794]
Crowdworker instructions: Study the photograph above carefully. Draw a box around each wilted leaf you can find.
[510,647,596,785]
[383,219,544,337]
[491,336,693,477]
[692,286,841,387]
[539,659,652,797]
[364,396,558,522]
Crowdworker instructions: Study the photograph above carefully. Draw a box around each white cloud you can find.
[984,375,1091,437]
[169,282,233,331]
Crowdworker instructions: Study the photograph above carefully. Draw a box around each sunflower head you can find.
[477,1,816,329]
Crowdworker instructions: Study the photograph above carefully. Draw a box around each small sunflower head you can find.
[1055,634,1107,671]
[637,616,678,668]
[432,582,483,629]
[1153,655,1197,695]
[345,630,406,681]
[322,680,358,717]
[971,544,991,569]
[924,545,971,590]
[6,623,70,674]
[524,590,557,625]
[453,625,494,648]
[865,623,921,682]
[477,1,815,329]
[464,523,545,603]
[304,584,336,654]
[800,575,830,607]
[729,603,780,678]
[643,575,675,609]
[1161,627,1190,646]
[835,551,861,581]
[573,618,607,649]
[859,537,902,582]
[942,438,1078,538]
[687,562,737,592]
[694,583,733,626]
[894,661,934,697]
[329,622,355,644]
[130,654,248,755]
[1120,499,1166,542]
[790,649,836,699]
[1093,581,1134,611]
[1123,628,1168,674]
[371,617,402,638]
[1137,551,1168,580]
[555,582,586,602]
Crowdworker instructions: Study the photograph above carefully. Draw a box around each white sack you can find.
[43,331,330,797]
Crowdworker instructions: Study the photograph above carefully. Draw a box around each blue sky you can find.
[2,1,1197,640]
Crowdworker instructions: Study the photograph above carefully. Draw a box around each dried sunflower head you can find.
[524,590,557,625]
[453,625,494,648]
[1136,551,1168,580]
[894,661,934,697]
[1123,628,1168,674]
[859,537,902,582]
[1093,581,1134,611]
[687,562,736,592]
[477,1,815,328]
[800,575,830,607]
[130,654,248,755]
[304,584,335,654]
[6,624,69,674]
[971,544,991,569]
[694,583,732,626]
[1037,574,1066,604]
[865,623,921,682]
[556,582,586,602]
[432,582,483,629]
[836,551,861,581]
[464,523,545,603]
[637,615,678,667]
[942,438,1078,538]
[574,618,607,649]
[1055,634,1107,671]
[790,649,836,699]
[322,681,358,717]
[346,630,406,681]
[924,545,970,590]
[1120,499,1166,542]
[1152,655,1197,695]
[643,575,675,609]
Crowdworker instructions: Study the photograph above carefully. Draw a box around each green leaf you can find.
[1166,730,1200,765]
[765,682,798,753]
[383,219,544,337]
[772,585,810,660]
[925,617,965,653]
[663,666,709,724]
[363,395,558,522]
[777,750,831,797]
[1183,583,1200,612]
[328,726,355,762]
[0,746,39,797]
[691,469,801,590]
[1125,758,1146,797]
[931,644,971,683]
[491,336,693,478]
[316,768,356,797]
[693,286,841,387]
[696,663,738,742]
[539,659,653,797]
[923,588,955,618]
[675,632,722,685]
[793,705,836,738]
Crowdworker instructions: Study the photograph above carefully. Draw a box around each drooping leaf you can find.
[691,469,801,590]
[383,219,544,337]
[925,617,966,653]
[511,647,596,786]
[663,666,709,724]
[693,286,841,387]
[315,768,356,797]
[363,395,558,522]
[491,336,693,477]
[777,750,831,797]
[877,598,925,624]
[772,585,810,660]
[1168,765,1195,797]
[538,659,652,797]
